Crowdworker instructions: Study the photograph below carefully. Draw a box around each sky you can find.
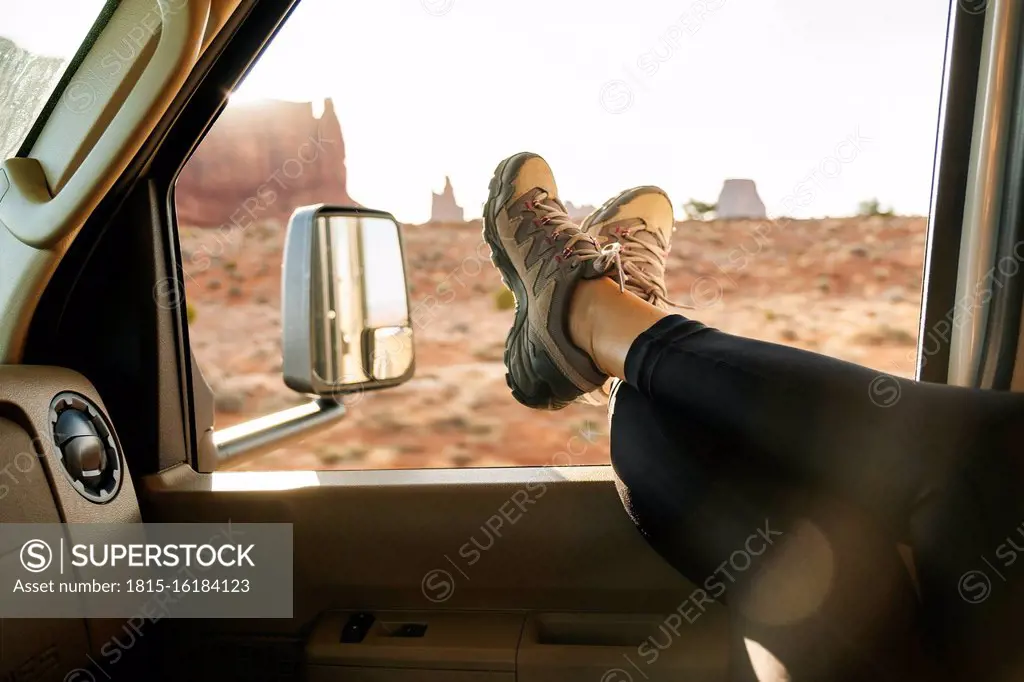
[4,0,952,224]
[1,0,105,54]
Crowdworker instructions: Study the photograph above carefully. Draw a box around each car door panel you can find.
[142,464,730,680]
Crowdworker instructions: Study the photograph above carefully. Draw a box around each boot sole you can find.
[482,153,583,410]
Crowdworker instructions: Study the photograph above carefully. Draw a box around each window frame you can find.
[916,4,988,384]
[149,0,304,472]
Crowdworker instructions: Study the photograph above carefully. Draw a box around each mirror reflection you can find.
[311,214,413,390]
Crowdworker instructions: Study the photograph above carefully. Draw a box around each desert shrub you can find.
[857,198,895,217]
[494,286,516,311]
[186,302,198,324]
[683,199,717,221]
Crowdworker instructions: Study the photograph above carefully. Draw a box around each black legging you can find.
[609,315,1024,682]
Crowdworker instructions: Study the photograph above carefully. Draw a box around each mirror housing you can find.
[281,205,415,397]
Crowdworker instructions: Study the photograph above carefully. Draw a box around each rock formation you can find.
[430,176,464,223]
[716,179,767,220]
[176,98,355,227]
[564,201,598,221]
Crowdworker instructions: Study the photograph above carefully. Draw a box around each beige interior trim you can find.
[203,0,246,52]
[2,0,210,246]
[0,0,212,363]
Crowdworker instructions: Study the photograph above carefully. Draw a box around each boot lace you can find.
[528,192,622,283]
[605,218,691,309]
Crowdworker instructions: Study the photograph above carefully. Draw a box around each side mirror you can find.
[281,205,415,397]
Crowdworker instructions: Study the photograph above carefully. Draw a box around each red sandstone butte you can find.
[175,97,355,228]
[430,175,465,223]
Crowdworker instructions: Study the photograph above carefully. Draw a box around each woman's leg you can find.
[574,279,1024,680]
[480,153,1024,678]
[609,382,937,682]
[571,278,1024,536]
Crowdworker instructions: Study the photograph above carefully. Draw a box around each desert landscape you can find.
[175,97,926,472]
[182,214,926,472]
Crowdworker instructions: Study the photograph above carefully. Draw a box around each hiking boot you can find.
[482,152,616,410]
[581,186,682,308]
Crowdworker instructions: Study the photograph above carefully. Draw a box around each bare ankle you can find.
[567,276,669,381]
[569,279,614,373]
[568,280,597,356]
